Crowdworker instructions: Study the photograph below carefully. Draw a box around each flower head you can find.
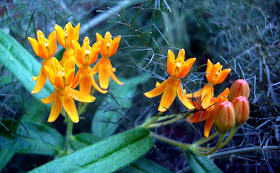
[96,31,121,58]
[28,30,57,60]
[144,49,195,112]
[206,59,231,86]
[92,32,123,90]
[54,22,80,49]
[42,57,95,123]
[187,88,229,137]
[28,30,57,94]
[213,101,235,133]
[232,96,250,125]
[229,79,250,101]
[72,37,107,94]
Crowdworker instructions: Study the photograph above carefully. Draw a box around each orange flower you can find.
[28,30,57,94]
[187,88,229,137]
[42,57,95,123]
[72,37,107,94]
[54,22,80,64]
[92,32,123,89]
[186,59,231,108]
[144,49,196,112]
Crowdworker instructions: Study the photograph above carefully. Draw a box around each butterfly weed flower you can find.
[229,79,250,101]
[213,101,235,133]
[187,88,229,137]
[186,59,231,108]
[41,57,95,123]
[92,31,123,90]
[72,37,107,94]
[231,96,250,125]
[54,22,80,64]
[144,49,196,112]
[28,30,57,94]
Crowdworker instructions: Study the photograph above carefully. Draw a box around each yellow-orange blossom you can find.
[42,58,95,123]
[145,49,195,112]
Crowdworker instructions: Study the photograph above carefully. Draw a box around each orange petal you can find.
[187,110,207,123]
[204,118,213,137]
[105,31,112,39]
[28,37,39,56]
[215,68,231,85]
[90,73,107,94]
[100,39,108,57]
[79,73,92,95]
[99,60,111,89]
[185,87,204,98]
[178,49,185,58]
[31,68,47,94]
[177,82,195,109]
[109,36,121,57]
[41,91,56,104]
[54,24,65,47]
[92,62,100,75]
[206,64,218,84]
[201,85,214,108]
[48,31,57,57]
[96,33,103,42]
[65,69,75,86]
[176,58,196,78]
[216,88,229,103]
[67,26,74,47]
[144,80,168,98]
[72,69,82,89]
[205,59,213,78]
[158,83,177,112]
[76,48,86,65]
[110,67,124,86]
[74,23,80,42]
[88,49,99,65]
[62,95,79,123]
[44,66,55,85]
[69,88,96,103]
[54,75,65,89]
[167,50,176,76]
[38,42,48,59]
[48,96,62,123]
[32,76,38,81]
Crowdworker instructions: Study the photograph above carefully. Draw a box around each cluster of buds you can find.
[28,22,122,123]
[213,79,250,133]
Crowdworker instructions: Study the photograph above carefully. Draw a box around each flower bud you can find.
[232,96,250,125]
[213,101,235,133]
[229,79,250,101]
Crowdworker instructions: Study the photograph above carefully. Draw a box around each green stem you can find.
[150,132,191,150]
[194,131,219,146]
[193,133,225,156]
[147,114,185,128]
[156,114,176,122]
[78,88,96,115]
[64,114,73,155]
[219,126,238,149]
[141,112,163,128]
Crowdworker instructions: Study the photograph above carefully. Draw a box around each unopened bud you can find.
[232,96,250,125]
[229,79,250,101]
[213,101,235,133]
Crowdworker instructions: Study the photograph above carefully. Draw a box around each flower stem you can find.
[194,131,219,146]
[64,114,73,155]
[193,133,225,156]
[140,112,163,128]
[147,114,185,128]
[218,126,238,149]
[150,132,191,150]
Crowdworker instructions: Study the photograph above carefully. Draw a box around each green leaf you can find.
[92,74,149,139]
[0,75,13,86]
[119,157,172,173]
[0,29,54,102]
[0,120,63,156]
[0,148,15,171]
[30,128,153,173]
[184,150,222,173]
[70,133,102,151]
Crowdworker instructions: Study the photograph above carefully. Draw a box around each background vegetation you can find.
[0,0,279,172]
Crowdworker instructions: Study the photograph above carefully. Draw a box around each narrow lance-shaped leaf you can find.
[30,128,153,173]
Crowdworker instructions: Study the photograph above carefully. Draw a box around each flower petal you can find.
[178,49,185,58]
[31,68,47,94]
[41,91,56,104]
[48,96,62,123]
[205,59,213,78]
[158,82,177,112]
[177,82,195,109]
[96,33,103,42]
[176,58,196,78]
[214,68,231,85]
[144,80,168,98]
[206,64,218,84]
[48,31,57,57]
[54,24,65,47]
[28,37,39,56]
[79,73,92,95]
[62,95,79,123]
[69,88,96,103]
[204,117,213,137]
[109,36,121,57]
[185,87,204,98]
[90,73,108,94]
[187,110,207,123]
[167,50,176,76]
[99,60,111,89]
[72,69,82,89]
[44,66,55,85]
[201,85,214,108]
[110,67,124,86]
[92,61,100,75]
[74,23,80,42]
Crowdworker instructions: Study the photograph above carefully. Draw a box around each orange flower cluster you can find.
[28,22,123,123]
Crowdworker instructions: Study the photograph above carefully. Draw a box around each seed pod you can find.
[229,79,250,101]
[232,96,250,125]
[213,101,235,133]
